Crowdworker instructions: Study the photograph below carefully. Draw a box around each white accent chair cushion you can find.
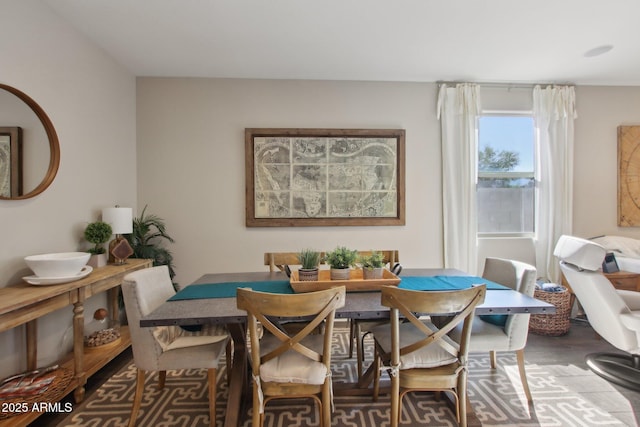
[371,320,458,369]
[259,334,328,385]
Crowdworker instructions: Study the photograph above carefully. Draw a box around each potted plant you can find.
[84,221,112,268]
[297,249,321,281]
[324,246,358,280]
[358,250,385,279]
[125,205,176,282]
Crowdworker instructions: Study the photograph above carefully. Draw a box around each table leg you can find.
[224,323,247,427]
[107,287,120,325]
[333,354,383,396]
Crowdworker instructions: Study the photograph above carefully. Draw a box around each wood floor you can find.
[522,319,639,426]
[34,319,640,426]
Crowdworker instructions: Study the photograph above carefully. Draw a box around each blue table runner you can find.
[398,276,510,291]
[168,280,293,301]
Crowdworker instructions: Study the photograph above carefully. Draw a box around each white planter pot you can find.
[330,268,351,280]
[363,267,383,280]
[87,253,107,268]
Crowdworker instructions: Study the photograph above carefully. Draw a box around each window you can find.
[477,114,535,236]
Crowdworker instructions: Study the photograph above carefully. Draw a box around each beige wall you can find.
[136,78,444,286]
[574,86,640,239]
[0,1,137,378]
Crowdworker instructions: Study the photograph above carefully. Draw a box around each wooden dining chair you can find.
[349,249,401,377]
[449,257,537,403]
[264,251,326,273]
[122,266,230,427]
[371,285,486,427]
[236,286,346,427]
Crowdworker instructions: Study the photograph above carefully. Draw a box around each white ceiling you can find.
[44,0,640,86]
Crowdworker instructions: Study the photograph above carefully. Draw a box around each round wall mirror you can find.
[0,83,60,200]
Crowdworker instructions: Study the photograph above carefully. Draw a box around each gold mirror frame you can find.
[0,83,60,200]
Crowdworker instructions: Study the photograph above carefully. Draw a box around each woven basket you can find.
[529,287,572,336]
[0,367,73,419]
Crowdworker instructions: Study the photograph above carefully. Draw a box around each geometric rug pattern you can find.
[60,328,627,427]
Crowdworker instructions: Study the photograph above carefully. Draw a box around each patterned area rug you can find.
[60,328,626,427]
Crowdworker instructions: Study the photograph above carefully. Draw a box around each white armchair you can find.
[450,257,537,403]
[554,235,640,391]
[122,265,230,427]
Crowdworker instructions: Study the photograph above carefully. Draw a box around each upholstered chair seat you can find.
[371,321,459,369]
[258,334,328,384]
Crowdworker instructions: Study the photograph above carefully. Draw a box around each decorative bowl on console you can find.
[24,252,91,278]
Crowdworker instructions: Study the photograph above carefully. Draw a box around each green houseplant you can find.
[84,221,112,268]
[324,246,358,280]
[125,205,176,282]
[358,250,385,279]
[297,249,321,281]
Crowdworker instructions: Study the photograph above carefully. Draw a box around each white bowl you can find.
[24,252,91,278]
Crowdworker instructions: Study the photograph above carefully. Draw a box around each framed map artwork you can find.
[0,127,22,198]
[245,128,405,227]
[618,125,640,226]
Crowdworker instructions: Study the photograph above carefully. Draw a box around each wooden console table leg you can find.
[73,296,86,403]
[26,320,37,371]
[107,287,120,325]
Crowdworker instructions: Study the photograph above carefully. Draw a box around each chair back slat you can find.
[381,285,486,360]
[237,286,346,364]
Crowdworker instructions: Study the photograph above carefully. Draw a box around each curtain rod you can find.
[436,81,575,89]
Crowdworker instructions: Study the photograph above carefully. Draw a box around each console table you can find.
[0,258,151,426]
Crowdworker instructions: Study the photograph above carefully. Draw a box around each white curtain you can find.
[437,83,481,274]
[533,85,577,282]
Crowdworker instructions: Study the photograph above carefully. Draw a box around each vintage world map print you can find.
[253,136,398,219]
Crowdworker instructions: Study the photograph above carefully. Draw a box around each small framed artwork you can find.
[245,128,405,227]
[0,127,23,198]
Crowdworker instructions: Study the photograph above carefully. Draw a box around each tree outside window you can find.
[477,115,535,235]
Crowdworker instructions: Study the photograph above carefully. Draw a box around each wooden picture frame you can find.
[0,127,23,198]
[618,125,640,226]
[245,128,405,227]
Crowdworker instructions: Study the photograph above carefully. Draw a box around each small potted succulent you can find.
[324,246,358,280]
[297,249,321,281]
[358,251,385,279]
[84,221,113,268]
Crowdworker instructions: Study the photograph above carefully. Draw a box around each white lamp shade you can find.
[102,207,133,234]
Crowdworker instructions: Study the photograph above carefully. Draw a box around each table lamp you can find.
[102,206,134,265]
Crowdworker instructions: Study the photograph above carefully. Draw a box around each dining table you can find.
[140,268,555,427]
